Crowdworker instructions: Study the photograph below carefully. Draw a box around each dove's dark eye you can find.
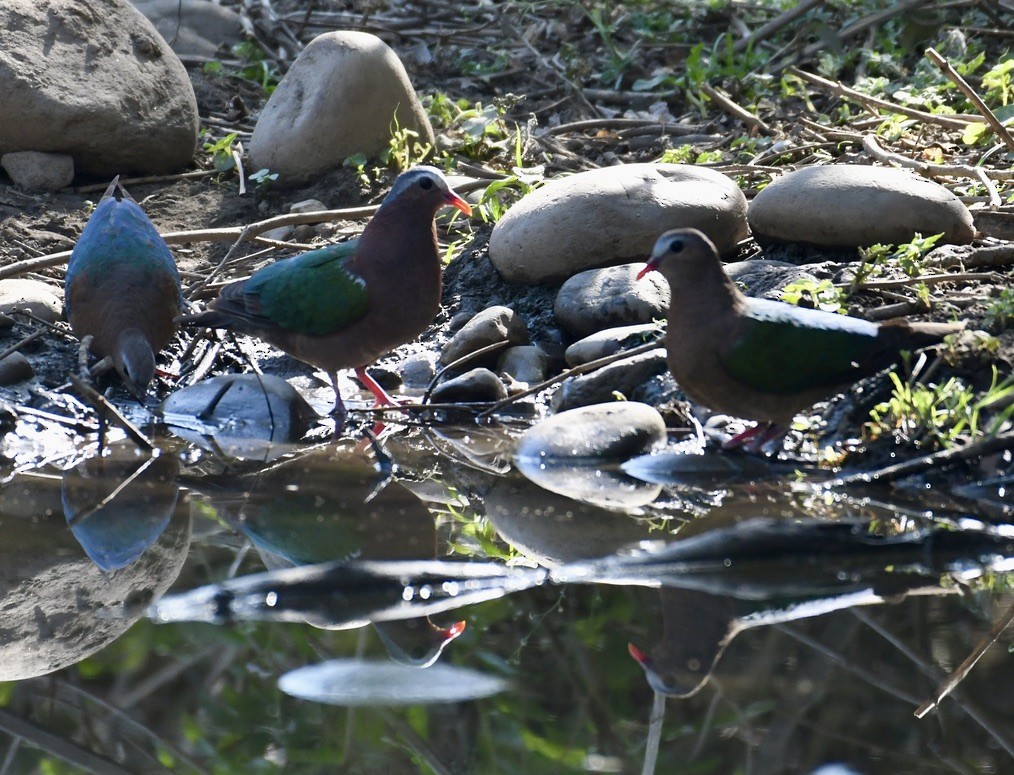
[418,177,434,190]
[669,238,684,254]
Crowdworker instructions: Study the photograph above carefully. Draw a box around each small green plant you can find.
[475,175,537,224]
[249,168,278,187]
[984,288,1014,332]
[855,232,943,288]
[232,40,280,94]
[866,366,1014,448]
[781,278,846,313]
[203,132,238,172]
[381,114,433,170]
[658,145,722,164]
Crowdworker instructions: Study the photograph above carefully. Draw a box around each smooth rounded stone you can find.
[554,263,669,339]
[489,163,749,284]
[748,165,975,248]
[725,260,820,300]
[516,401,666,463]
[397,352,436,388]
[131,0,243,58]
[289,198,328,214]
[0,0,199,176]
[497,345,547,384]
[162,374,318,458]
[1,151,74,192]
[565,323,660,367]
[439,306,529,367]
[552,349,668,411]
[249,32,435,186]
[0,279,63,323]
[260,225,295,242]
[0,353,33,386]
[429,368,507,403]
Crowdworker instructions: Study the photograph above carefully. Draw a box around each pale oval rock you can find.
[554,264,669,339]
[565,323,660,367]
[249,32,435,186]
[1,151,74,192]
[489,163,749,284]
[748,165,975,247]
[516,401,666,463]
[0,279,63,324]
[497,345,548,384]
[0,0,199,176]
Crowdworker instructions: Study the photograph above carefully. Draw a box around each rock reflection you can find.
[0,455,190,680]
[62,443,180,571]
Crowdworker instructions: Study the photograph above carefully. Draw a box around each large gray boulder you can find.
[0,0,199,176]
[748,165,976,247]
[249,32,435,186]
[488,163,749,284]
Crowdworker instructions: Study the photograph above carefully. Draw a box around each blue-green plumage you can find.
[65,178,182,400]
[640,228,963,433]
[178,166,473,423]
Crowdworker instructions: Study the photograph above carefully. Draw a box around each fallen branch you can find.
[68,374,154,452]
[828,430,1014,487]
[915,599,1014,719]
[788,67,978,131]
[699,83,773,134]
[925,47,1014,154]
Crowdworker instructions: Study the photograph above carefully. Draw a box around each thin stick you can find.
[925,47,1014,153]
[788,67,977,131]
[0,206,381,282]
[71,169,219,194]
[915,600,1014,719]
[699,84,773,134]
[733,0,824,51]
[68,375,155,452]
[641,691,667,775]
[827,430,1014,487]
[0,327,48,362]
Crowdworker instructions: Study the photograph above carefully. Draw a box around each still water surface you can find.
[0,417,1010,774]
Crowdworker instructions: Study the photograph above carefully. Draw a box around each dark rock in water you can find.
[161,374,318,458]
[552,349,668,411]
[430,367,506,403]
[63,448,180,571]
[514,402,666,510]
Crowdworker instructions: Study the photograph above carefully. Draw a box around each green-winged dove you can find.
[638,228,962,448]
